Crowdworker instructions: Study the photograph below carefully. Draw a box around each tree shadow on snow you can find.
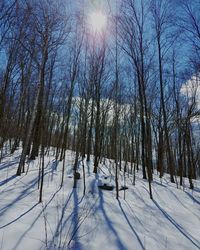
[97,184,127,250]
[0,160,18,171]
[184,191,200,206]
[13,187,62,250]
[153,200,200,249]
[153,180,167,188]
[86,161,91,176]
[49,186,84,250]
[0,203,38,229]
[166,188,200,220]
[0,165,56,215]
[48,190,74,249]
[117,200,145,250]
[0,174,17,187]
[193,187,200,194]
[0,176,39,218]
[50,160,59,182]
[67,187,83,250]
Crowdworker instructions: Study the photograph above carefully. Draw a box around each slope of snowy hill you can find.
[0,149,200,250]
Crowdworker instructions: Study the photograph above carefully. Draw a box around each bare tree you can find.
[150,0,179,183]
[16,0,69,175]
[119,0,153,198]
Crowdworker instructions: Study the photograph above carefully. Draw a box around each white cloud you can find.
[181,73,200,109]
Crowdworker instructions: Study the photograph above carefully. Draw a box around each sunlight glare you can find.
[89,11,107,33]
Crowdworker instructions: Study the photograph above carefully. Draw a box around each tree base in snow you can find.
[98,184,114,191]
[74,172,81,179]
[119,186,128,191]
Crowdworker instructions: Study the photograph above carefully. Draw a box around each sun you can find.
[89,11,107,33]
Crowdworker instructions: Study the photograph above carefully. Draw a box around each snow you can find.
[0,149,200,250]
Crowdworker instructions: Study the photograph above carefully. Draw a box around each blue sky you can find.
[0,0,199,76]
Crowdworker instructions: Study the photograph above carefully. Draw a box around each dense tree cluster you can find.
[0,0,199,201]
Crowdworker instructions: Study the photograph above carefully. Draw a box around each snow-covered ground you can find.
[0,149,200,250]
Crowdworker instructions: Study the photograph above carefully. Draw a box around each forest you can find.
[0,0,200,249]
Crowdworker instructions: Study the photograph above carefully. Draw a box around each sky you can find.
[0,1,199,86]
[68,0,118,17]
